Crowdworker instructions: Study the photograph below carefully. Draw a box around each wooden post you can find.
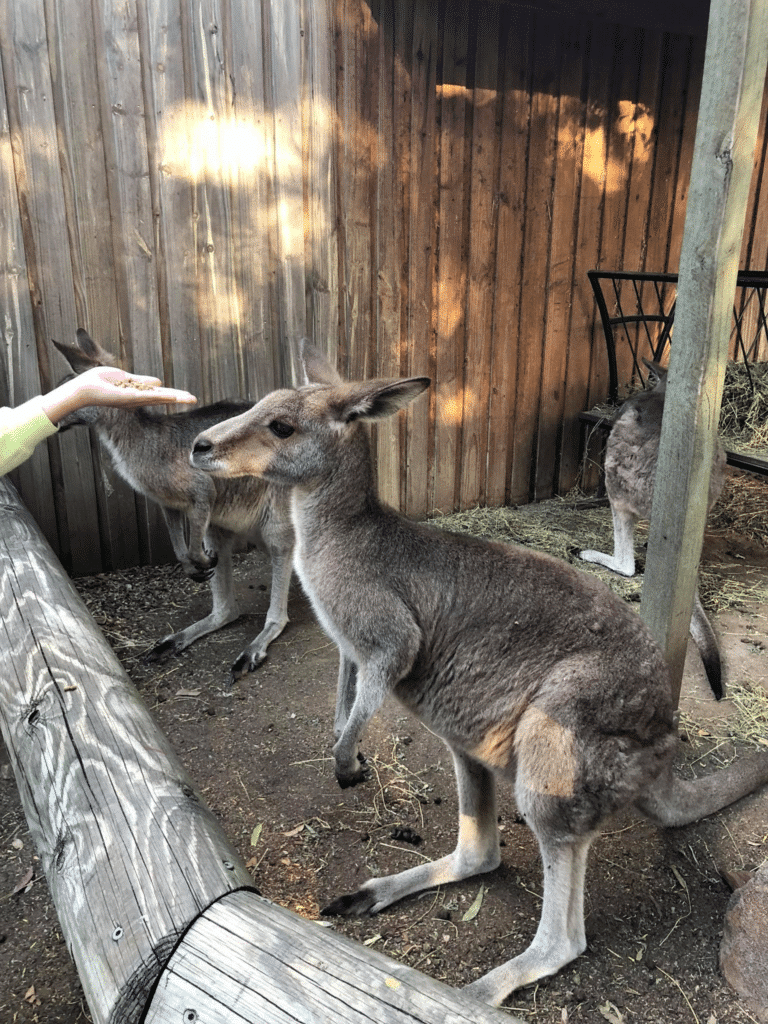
[640,0,768,704]
[0,476,515,1024]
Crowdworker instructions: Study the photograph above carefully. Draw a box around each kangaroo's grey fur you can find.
[189,341,768,1007]
[580,362,726,699]
[54,330,293,680]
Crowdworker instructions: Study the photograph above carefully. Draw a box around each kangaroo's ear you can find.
[301,339,343,386]
[331,378,431,424]
[52,337,102,374]
[76,328,117,366]
[642,358,668,384]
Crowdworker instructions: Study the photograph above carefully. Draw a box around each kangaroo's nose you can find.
[193,438,213,455]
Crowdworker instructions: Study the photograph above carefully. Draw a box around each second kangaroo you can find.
[55,329,293,680]
[580,362,725,698]
[189,341,768,1007]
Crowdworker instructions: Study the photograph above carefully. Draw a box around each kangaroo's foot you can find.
[335,751,370,789]
[228,612,290,684]
[145,632,187,663]
[579,549,635,577]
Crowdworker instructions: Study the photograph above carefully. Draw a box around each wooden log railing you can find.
[0,476,514,1024]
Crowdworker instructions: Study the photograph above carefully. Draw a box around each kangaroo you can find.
[189,341,768,1007]
[54,329,294,680]
[580,362,725,699]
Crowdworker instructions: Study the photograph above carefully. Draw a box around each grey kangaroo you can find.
[189,341,768,1007]
[580,362,725,699]
[54,330,293,680]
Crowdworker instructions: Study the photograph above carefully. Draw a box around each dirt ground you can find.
[2,491,768,1024]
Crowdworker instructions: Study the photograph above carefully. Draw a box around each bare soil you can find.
[2,503,768,1024]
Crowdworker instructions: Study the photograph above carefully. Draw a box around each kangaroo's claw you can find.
[321,889,377,917]
[335,762,370,789]
[145,633,184,663]
[230,648,267,683]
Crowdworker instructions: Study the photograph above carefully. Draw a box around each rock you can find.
[720,864,768,1022]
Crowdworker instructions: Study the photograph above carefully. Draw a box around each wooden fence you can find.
[2,0,768,575]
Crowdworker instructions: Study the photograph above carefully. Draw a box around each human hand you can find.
[41,366,197,423]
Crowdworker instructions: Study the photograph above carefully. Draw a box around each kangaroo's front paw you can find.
[183,549,218,582]
[321,887,378,917]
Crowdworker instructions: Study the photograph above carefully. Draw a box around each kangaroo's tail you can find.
[690,588,723,700]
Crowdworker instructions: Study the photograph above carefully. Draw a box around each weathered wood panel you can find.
[2,0,768,572]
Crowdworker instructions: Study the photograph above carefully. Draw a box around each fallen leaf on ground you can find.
[462,884,485,922]
[12,866,34,895]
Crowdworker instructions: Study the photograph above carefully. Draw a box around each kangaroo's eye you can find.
[269,420,294,439]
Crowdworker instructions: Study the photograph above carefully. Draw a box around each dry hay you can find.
[680,680,768,759]
[586,360,768,455]
[709,471,768,548]
[719,361,768,453]
[428,471,768,614]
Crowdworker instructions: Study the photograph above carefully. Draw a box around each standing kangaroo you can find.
[580,362,725,699]
[54,330,293,680]
[189,341,768,1007]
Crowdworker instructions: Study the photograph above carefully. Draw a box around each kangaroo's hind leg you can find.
[580,502,637,577]
[147,527,240,661]
[464,828,594,1006]
[322,747,501,916]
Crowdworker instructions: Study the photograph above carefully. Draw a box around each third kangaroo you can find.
[189,341,768,1007]
[580,361,725,698]
[54,329,293,681]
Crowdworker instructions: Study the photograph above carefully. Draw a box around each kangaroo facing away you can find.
[54,330,293,680]
[189,341,768,1007]
[580,362,726,699]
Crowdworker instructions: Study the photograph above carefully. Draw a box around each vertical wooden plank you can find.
[305,0,339,366]
[557,19,612,491]
[589,24,638,402]
[374,0,408,509]
[93,0,174,566]
[143,0,205,398]
[643,33,693,273]
[433,0,470,514]
[0,0,103,575]
[508,14,559,505]
[666,32,706,270]
[181,0,244,401]
[404,0,438,517]
[609,28,664,390]
[623,29,663,273]
[534,19,587,500]
[334,0,376,384]
[458,4,501,509]
[45,0,142,571]
[485,5,531,506]
[216,0,281,399]
[739,63,768,272]
[0,33,58,548]
[642,0,768,703]
[265,0,308,385]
